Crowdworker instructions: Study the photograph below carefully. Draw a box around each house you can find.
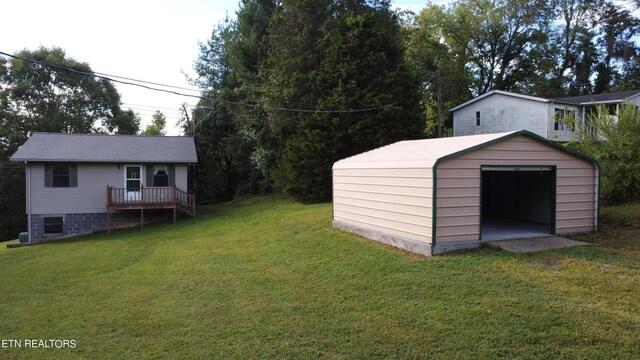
[451,90,640,141]
[332,130,599,256]
[10,133,198,244]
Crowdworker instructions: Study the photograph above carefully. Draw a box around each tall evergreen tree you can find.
[188,18,259,203]
[263,0,423,201]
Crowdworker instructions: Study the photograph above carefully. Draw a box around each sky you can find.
[1,1,429,135]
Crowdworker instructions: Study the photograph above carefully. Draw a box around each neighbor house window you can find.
[554,108,576,131]
[45,164,77,187]
[153,165,169,187]
[44,217,63,234]
[476,111,481,126]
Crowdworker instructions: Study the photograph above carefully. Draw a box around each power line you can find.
[122,103,189,111]
[0,50,394,114]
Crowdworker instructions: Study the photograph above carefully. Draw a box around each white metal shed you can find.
[332,130,599,255]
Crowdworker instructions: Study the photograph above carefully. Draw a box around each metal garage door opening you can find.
[481,166,555,241]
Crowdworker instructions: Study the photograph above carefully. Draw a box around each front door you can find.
[125,165,142,201]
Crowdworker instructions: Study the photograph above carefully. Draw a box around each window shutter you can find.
[146,165,153,186]
[169,165,175,187]
[44,165,52,187]
[69,164,78,187]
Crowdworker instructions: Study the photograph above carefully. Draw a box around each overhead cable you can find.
[0,50,393,114]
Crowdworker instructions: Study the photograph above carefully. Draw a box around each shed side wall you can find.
[333,168,432,243]
[436,136,596,242]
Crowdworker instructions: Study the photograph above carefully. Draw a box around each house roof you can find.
[449,90,549,112]
[553,90,640,105]
[10,133,198,163]
[333,130,597,170]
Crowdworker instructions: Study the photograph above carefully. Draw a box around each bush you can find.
[567,104,640,203]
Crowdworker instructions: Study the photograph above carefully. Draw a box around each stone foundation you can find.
[29,210,178,243]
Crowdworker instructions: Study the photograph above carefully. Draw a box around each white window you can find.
[153,165,169,187]
[554,108,576,131]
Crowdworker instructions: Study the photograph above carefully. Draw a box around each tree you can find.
[141,110,167,135]
[438,0,553,95]
[405,5,472,137]
[568,104,640,203]
[593,3,640,93]
[0,47,139,144]
[263,0,423,201]
[534,0,602,97]
[226,0,278,191]
[187,18,259,203]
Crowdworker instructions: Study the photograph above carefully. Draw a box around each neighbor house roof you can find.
[333,130,596,170]
[449,90,549,112]
[554,90,640,105]
[10,133,198,163]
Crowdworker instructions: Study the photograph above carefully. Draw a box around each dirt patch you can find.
[531,259,561,267]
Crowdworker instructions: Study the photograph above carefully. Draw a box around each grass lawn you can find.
[1,196,639,359]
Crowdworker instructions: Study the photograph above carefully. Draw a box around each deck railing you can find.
[107,185,195,216]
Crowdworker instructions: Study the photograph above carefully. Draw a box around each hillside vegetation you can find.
[0,197,638,359]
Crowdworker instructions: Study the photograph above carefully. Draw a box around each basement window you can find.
[44,217,64,234]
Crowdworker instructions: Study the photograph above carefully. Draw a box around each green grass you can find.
[1,196,639,359]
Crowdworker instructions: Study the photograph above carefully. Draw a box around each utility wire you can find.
[0,50,394,114]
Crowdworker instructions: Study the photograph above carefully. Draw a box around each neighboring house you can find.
[10,133,198,244]
[451,90,640,141]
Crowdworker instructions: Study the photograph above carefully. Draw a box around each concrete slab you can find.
[482,218,551,241]
[487,236,589,254]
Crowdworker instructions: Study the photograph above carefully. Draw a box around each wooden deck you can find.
[106,186,195,232]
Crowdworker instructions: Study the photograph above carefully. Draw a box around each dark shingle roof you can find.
[10,133,197,163]
[554,90,640,104]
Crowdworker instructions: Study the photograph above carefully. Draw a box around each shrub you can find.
[567,104,640,203]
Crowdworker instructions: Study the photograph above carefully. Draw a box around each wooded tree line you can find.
[187,0,640,203]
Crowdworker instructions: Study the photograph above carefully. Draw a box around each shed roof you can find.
[333,130,596,170]
[10,133,198,163]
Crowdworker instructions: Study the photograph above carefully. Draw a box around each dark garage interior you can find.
[481,168,554,241]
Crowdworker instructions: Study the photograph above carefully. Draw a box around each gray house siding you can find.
[28,163,190,215]
[453,94,548,138]
[175,164,188,191]
[29,163,122,214]
[452,91,640,141]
